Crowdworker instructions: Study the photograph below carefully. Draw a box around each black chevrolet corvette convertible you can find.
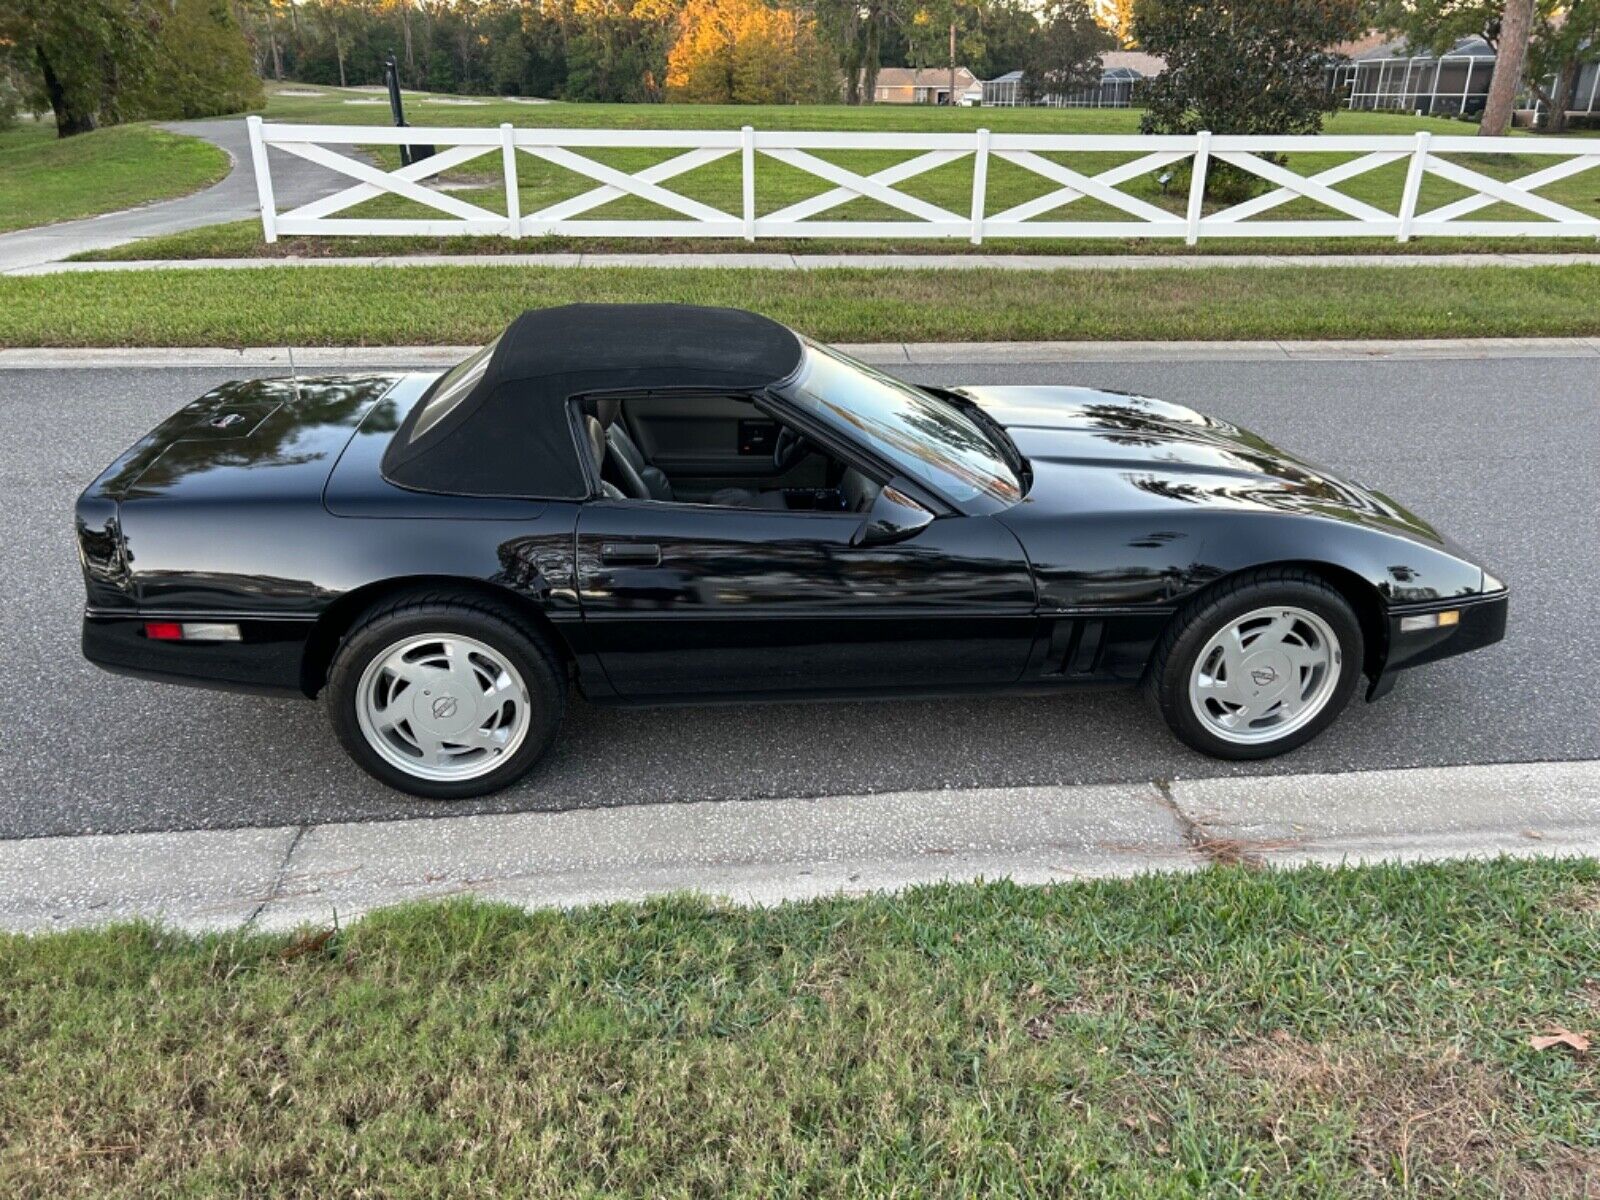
[78,305,1507,798]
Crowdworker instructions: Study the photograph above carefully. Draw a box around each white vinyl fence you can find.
[246,116,1600,246]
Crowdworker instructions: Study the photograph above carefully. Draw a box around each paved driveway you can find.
[0,119,354,271]
[4,353,1595,838]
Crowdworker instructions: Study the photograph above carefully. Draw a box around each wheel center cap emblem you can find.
[1250,666,1278,687]
[431,695,459,720]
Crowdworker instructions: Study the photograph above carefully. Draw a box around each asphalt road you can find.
[5,356,1596,838]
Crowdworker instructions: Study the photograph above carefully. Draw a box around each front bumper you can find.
[83,614,313,696]
[1367,589,1508,700]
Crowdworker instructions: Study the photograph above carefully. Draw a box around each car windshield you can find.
[782,340,1022,511]
[408,335,501,442]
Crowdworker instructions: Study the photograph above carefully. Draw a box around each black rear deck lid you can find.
[183,401,281,441]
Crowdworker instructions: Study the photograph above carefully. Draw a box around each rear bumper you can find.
[82,614,313,696]
[1367,590,1508,700]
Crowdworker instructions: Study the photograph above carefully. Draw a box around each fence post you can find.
[1396,130,1431,243]
[501,124,521,239]
[1184,130,1210,246]
[246,115,278,245]
[969,128,990,245]
[741,126,756,242]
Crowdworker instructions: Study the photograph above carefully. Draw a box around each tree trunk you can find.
[401,4,415,83]
[862,5,882,104]
[37,46,97,136]
[1479,0,1533,136]
[841,6,862,104]
[1545,56,1580,134]
[948,21,956,106]
[264,0,284,81]
[334,27,347,87]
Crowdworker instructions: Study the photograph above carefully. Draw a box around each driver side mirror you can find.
[853,478,935,546]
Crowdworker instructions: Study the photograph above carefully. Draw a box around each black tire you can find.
[1146,567,1364,761]
[324,591,567,799]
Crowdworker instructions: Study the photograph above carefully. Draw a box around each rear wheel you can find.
[1147,569,1363,760]
[325,593,566,799]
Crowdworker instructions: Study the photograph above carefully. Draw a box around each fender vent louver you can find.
[1048,619,1105,676]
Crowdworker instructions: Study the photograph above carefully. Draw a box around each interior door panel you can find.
[620,395,825,490]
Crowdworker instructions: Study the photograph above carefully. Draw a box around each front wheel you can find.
[1147,569,1364,760]
[325,593,566,799]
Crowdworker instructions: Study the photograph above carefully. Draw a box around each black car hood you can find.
[90,374,403,503]
[955,385,1448,547]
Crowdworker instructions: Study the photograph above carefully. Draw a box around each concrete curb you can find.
[1,761,1595,933]
[9,251,1600,277]
[4,337,1599,371]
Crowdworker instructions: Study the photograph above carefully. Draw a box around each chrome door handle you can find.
[599,542,662,566]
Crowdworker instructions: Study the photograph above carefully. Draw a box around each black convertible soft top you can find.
[382,304,803,499]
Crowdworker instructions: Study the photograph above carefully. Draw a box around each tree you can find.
[1096,0,1136,45]
[381,0,417,82]
[1021,0,1113,104]
[1134,0,1364,200]
[2,0,258,133]
[666,0,827,102]
[0,0,160,135]
[552,0,679,101]
[0,68,22,130]
[902,3,953,101]
[304,0,361,86]
[965,0,1039,78]
[902,0,1038,102]
[1135,0,1363,135]
[817,0,900,102]
[1480,0,1535,133]
[1527,2,1600,133]
[1380,0,1596,135]
[129,0,263,119]
[246,0,287,80]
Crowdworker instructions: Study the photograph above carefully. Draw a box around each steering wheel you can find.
[773,426,810,472]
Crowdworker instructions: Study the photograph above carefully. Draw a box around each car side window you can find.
[584,394,878,514]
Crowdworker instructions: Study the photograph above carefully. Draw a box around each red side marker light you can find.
[144,622,184,640]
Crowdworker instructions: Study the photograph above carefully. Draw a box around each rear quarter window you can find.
[410,337,500,442]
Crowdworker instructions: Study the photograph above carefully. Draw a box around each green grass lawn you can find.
[4,262,1596,346]
[0,122,231,236]
[259,81,1480,134]
[81,216,1600,263]
[78,216,1600,262]
[3,859,1596,1197]
[76,84,1600,261]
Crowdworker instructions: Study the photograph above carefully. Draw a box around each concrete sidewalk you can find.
[11,250,1600,276]
[1,761,1595,933]
[5,336,1599,371]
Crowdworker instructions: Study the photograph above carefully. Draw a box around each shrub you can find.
[1134,0,1364,200]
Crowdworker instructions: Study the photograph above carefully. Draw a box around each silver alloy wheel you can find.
[1187,606,1342,746]
[355,633,531,782]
